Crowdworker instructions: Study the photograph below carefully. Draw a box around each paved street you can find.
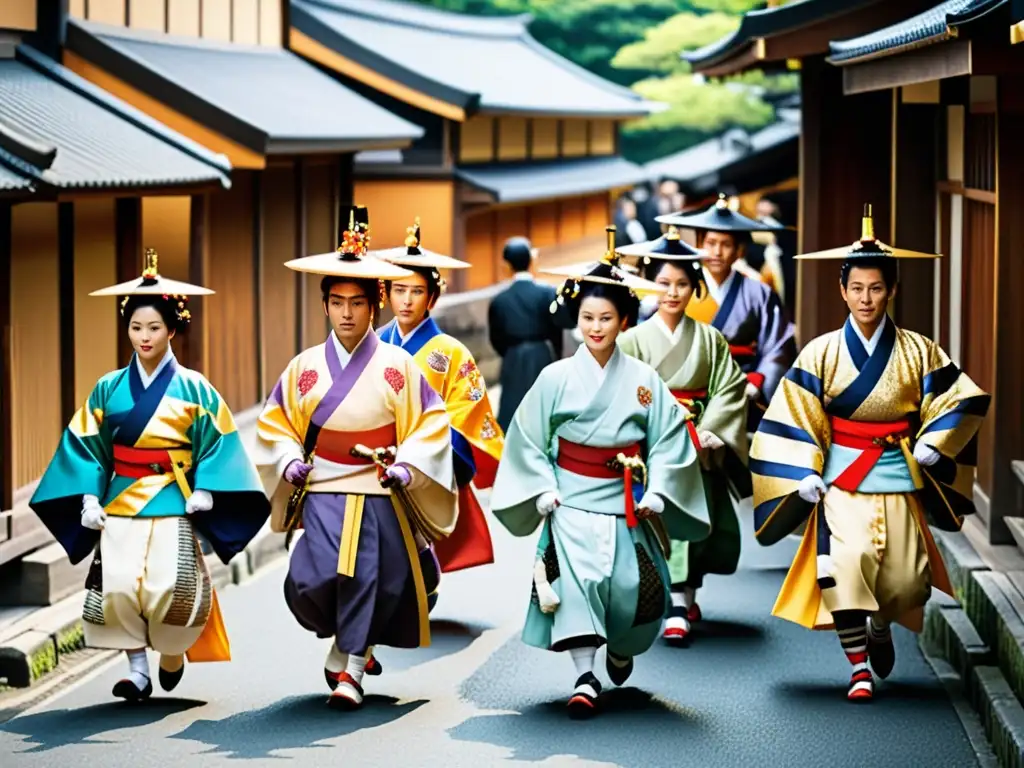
[1,499,982,767]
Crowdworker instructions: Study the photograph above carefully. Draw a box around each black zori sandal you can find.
[567,672,602,719]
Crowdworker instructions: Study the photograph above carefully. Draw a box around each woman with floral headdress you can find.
[489,227,710,718]
[30,251,270,702]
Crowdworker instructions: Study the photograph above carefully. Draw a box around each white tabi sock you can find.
[670,591,686,608]
[325,643,348,674]
[569,646,596,677]
[681,586,697,610]
[346,652,368,687]
[127,649,150,690]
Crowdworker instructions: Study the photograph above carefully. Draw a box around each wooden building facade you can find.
[690,0,1024,545]
[289,0,651,289]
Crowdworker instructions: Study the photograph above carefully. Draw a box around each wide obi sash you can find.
[314,424,398,466]
[727,343,764,390]
[111,445,194,503]
[828,416,921,492]
[556,438,645,529]
[671,388,707,450]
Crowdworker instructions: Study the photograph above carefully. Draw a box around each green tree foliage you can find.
[689,0,765,12]
[611,11,738,75]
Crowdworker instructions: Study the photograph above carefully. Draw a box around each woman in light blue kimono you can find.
[490,232,710,718]
[30,251,270,702]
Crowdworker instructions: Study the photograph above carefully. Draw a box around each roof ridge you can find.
[72,17,282,55]
[17,42,232,181]
[295,0,531,39]
[0,110,57,171]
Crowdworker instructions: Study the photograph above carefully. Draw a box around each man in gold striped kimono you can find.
[750,207,989,702]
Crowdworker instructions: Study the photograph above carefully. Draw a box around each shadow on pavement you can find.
[170,693,426,759]
[1,698,205,753]
[449,687,706,766]
[775,678,951,707]
[374,619,484,673]
[693,619,764,642]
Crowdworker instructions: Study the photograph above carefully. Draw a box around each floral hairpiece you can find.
[119,293,192,327]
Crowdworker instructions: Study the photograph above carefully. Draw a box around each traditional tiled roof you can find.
[291,0,650,118]
[685,0,883,71]
[455,157,648,204]
[829,0,1006,64]
[66,19,423,155]
[645,117,799,197]
[0,46,230,194]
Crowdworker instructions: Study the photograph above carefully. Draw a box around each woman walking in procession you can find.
[617,228,751,645]
[30,251,270,701]
[490,227,710,719]
[376,218,502,576]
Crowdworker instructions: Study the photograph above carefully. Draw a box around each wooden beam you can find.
[797,56,893,344]
[936,180,996,204]
[841,41,972,96]
[57,201,75,424]
[892,101,938,335]
[114,197,141,366]
[0,203,12,512]
[988,78,1024,544]
[252,174,264,400]
[294,158,307,353]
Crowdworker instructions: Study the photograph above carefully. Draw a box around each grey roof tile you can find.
[0,50,229,192]
[70,19,423,151]
[829,0,1004,63]
[456,156,649,204]
[292,0,649,118]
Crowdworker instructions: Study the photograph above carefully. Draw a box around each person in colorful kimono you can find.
[490,228,711,719]
[489,236,565,432]
[750,206,990,702]
[617,228,751,644]
[376,218,502,574]
[254,207,457,711]
[29,250,270,702]
[657,194,796,431]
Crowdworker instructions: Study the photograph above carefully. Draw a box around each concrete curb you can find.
[926,530,1024,765]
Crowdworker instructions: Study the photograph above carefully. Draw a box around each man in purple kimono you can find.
[658,195,796,430]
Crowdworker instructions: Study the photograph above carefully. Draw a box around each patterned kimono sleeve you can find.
[254,357,308,493]
[916,339,991,525]
[443,342,503,489]
[391,354,455,493]
[749,341,828,545]
[755,289,797,400]
[700,329,750,462]
[644,373,711,543]
[186,373,271,563]
[29,377,116,563]
[489,369,559,537]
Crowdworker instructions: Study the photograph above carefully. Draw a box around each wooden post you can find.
[252,175,265,400]
[114,197,141,366]
[797,57,893,344]
[58,202,75,424]
[188,193,208,375]
[294,159,307,353]
[0,203,12,513]
[892,99,939,335]
[988,78,1024,544]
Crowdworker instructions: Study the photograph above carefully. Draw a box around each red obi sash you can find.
[113,445,179,477]
[315,424,398,465]
[726,345,764,391]
[555,438,644,528]
[829,416,913,491]
[671,389,707,450]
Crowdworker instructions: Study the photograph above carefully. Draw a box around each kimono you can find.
[488,277,564,432]
[30,353,269,659]
[379,316,502,572]
[750,317,990,632]
[618,315,750,588]
[255,331,456,654]
[491,345,711,657]
[686,269,796,428]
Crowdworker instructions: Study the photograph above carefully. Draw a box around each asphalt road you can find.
[0,498,982,768]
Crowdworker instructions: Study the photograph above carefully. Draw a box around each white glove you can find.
[798,475,827,504]
[536,491,560,517]
[81,494,106,530]
[697,430,725,451]
[745,382,761,400]
[636,492,664,517]
[913,442,941,467]
[185,489,213,515]
[534,557,560,614]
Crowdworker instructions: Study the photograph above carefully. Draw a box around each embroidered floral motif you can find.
[426,350,450,374]
[297,370,318,396]
[384,367,406,394]
[480,414,498,440]
[457,360,476,381]
[637,386,653,408]
[468,386,484,402]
